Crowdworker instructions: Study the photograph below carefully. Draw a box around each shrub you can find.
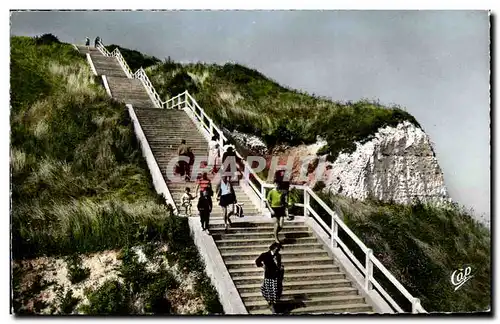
[35,33,61,45]
[80,280,131,315]
[165,69,199,97]
[57,289,81,314]
[66,254,91,284]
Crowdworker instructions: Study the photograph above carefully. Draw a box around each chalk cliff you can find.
[231,121,450,205]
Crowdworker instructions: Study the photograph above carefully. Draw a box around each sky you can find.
[9,10,491,222]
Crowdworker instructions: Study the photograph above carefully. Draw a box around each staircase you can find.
[134,107,260,218]
[210,219,373,314]
[76,45,129,78]
[106,77,154,108]
[76,43,377,314]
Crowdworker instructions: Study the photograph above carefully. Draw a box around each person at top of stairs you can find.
[177,139,191,181]
[94,36,101,48]
[197,189,212,233]
[85,37,90,50]
[255,242,284,314]
[216,176,237,232]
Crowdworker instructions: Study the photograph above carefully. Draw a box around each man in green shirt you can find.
[266,182,292,243]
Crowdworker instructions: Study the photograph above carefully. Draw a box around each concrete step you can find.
[220,250,329,261]
[110,89,150,97]
[144,137,208,143]
[182,212,262,217]
[216,237,319,247]
[75,45,102,55]
[143,131,208,138]
[225,257,335,269]
[233,272,345,286]
[236,279,352,294]
[249,303,373,315]
[210,225,309,234]
[91,60,122,68]
[240,286,357,302]
[245,294,365,312]
[218,243,323,252]
[228,264,340,278]
[212,231,313,241]
[210,221,305,229]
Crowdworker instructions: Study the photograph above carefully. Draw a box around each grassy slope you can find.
[10,35,222,314]
[318,191,489,312]
[142,55,490,312]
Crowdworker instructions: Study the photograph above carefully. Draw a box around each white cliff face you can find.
[313,121,450,205]
[230,130,268,155]
[232,121,449,206]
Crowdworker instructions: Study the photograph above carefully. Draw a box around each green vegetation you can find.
[105,44,161,72]
[10,35,221,314]
[56,289,81,314]
[147,61,420,161]
[65,254,91,284]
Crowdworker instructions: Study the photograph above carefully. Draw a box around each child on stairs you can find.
[181,187,196,216]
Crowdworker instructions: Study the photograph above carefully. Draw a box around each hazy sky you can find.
[9,10,490,221]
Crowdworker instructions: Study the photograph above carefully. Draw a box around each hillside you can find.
[146,60,421,161]
[10,35,222,315]
[140,53,490,312]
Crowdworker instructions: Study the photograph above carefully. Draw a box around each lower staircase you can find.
[210,218,373,314]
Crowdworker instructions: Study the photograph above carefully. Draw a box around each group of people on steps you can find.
[177,137,293,314]
[178,136,241,233]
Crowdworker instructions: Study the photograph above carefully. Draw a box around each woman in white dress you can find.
[207,136,220,174]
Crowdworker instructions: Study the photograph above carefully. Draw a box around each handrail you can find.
[111,48,134,79]
[297,185,426,313]
[134,68,163,108]
[181,92,269,205]
[92,40,426,312]
[95,41,111,56]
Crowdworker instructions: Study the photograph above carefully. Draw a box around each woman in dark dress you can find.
[255,242,284,314]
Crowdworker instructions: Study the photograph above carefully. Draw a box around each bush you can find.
[66,254,91,284]
[80,280,131,315]
[35,33,61,45]
[57,289,81,314]
[165,69,199,97]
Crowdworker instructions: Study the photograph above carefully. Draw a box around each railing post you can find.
[331,218,338,248]
[304,189,310,219]
[411,298,421,314]
[365,249,373,291]
[261,186,266,212]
